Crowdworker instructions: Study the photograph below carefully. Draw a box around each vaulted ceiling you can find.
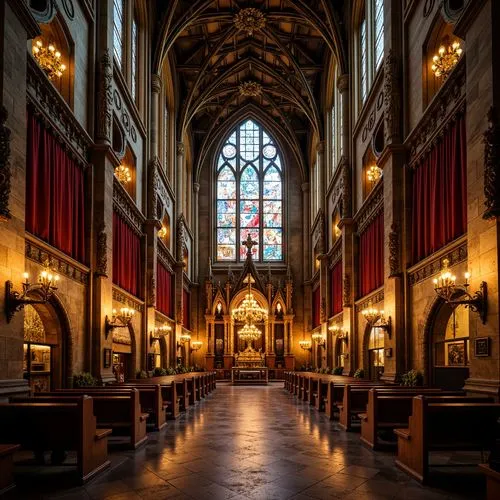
[154,0,346,175]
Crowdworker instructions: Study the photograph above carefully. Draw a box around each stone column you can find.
[193,182,200,280]
[0,1,39,400]
[317,141,326,214]
[301,183,311,280]
[337,74,350,161]
[176,142,184,219]
[150,74,161,158]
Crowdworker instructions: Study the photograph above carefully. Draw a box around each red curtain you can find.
[312,286,321,328]
[412,115,467,263]
[359,211,384,298]
[183,288,190,330]
[331,260,343,316]
[112,212,142,298]
[26,111,86,263]
[157,263,173,317]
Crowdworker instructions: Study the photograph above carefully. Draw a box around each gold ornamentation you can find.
[32,39,66,79]
[114,165,131,185]
[24,305,45,343]
[431,40,463,79]
[234,8,266,36]
[238,81,263,97]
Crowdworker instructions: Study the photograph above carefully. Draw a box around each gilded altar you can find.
[234,346,265,368]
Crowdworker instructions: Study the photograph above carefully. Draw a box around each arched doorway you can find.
[366,327,384,381]
[23,299,71,392]
[429,303,469,390]
[334,336,345,370]
[112,324,136,381]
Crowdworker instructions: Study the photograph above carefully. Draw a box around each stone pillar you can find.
[337,74,350,161]
[459,0,500,397]
[317,141,326,214]
[301,183,311,280]
[150,74,161,158]
[0,1,39,399]
[193,182,200,281]
[176,142,184,219]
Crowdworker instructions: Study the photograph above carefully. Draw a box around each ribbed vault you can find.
[154,0,345,176]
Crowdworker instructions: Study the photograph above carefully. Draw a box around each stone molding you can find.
[113,178,146,236]
[355,288,384,312]
[112,287,144,313]
[354,182,383,234]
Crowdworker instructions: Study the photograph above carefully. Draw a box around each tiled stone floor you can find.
[6,384,485,499]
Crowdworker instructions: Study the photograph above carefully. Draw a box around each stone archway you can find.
[24,292,73,391]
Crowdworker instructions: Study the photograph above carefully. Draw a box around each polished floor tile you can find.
[5,384,485,499]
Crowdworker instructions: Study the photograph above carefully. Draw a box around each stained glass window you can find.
[216,119,283,262]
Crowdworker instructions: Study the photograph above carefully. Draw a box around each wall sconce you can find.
[432,40,463,79]
[105,307,135,338]
[299,339,312,351]
[191,340,203,352]
[177,332,191,348]
[367,165,382,184]
[149,324,171,346]
[340,352,349,360]
[328,325,349,342]
[334,225,341,238]
[114,165,131,185]
[433,258,487,323]
[32,39,66,79]
[5,268,60,323]
[361,302,391,336]
[311,331,326,346]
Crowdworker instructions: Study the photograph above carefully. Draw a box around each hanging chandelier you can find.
[32,39,66,80]
[367,165,382,184]
[431,40,463,79]
[114,165,131,185]
[238,322,262,342]
[232,274,268,323]
[299,339,312,350]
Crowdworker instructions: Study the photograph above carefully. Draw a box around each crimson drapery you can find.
[331,260,343,316]
[359,211,384,298]
[312,286,321,328]
[183,288,191,330]
[26,111,86,263]
[157,262,173,317]
[112,212,142,298]
[412,115,467,263]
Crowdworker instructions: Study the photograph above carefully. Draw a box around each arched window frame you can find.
[215,119,285,263]
[356,0,385,111]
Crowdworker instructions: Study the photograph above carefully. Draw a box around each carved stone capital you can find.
[337,73,349,93]
[151,73,162,94]
[316,141,325,154]
[301,182,310,193]
[193,182,200,193]
[177,142,185,156]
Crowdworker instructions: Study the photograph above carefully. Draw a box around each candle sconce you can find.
[105,307,135,339]
[149,324,172,346]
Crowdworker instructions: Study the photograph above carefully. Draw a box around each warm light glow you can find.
[158,225,167,239]
[361,302,388,328]
[232,275,268,323]
[431,40,463,79]
[216,302,222,314]
[191,340,203,351]
[179,332,191,344]
[299,339,312,350]
[367,165,382,184]
[32,39,66,79]
[238,322,262,342]
[114,165,131,185]
[312,331,326,345]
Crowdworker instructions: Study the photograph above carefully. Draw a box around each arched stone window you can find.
[215,119,284,262]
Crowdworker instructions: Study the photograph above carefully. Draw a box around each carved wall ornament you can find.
[340,159,352,219]
[148,157,160,221]
[148,275,156,306]
[24,304,46,343]
[320,297,327,323]
[388,223,400,276]
[0,106,12,222]
[343,275,351,307]
[177,142,185,156]
[112,288,144,312]
[95,223,108,277]
[97,50,113,142]
[483,107,500,219]
[361,91,384,143]
[176,215,186,261]
[384,49,400,143]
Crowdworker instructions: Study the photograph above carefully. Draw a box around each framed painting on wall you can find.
[446,341,465,366]
[474,337,490,357]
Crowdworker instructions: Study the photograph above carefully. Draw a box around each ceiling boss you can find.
[233,8,266,36]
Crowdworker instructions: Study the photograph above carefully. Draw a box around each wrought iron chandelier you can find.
[361,302,391,334]
[433,258,487,323]
[232,274,268,323]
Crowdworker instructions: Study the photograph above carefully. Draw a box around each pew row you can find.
[0,444,19,495]
[0,397,111,484]
[31,389,149,449]
[394,396,500,484]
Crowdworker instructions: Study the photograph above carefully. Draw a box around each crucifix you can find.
[242,234,257,258]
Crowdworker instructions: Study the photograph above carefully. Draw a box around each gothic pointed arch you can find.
[215,118,285,264]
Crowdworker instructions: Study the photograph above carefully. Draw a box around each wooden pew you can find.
[176,378,191,409]
[338,384,388,429]
[84,384,166,431]
[0,397,111,484]
[0,444,19,495]
[394,396,500,484]
[127,378,180,419]
[32,389,149,449]
[359,390,485,449]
